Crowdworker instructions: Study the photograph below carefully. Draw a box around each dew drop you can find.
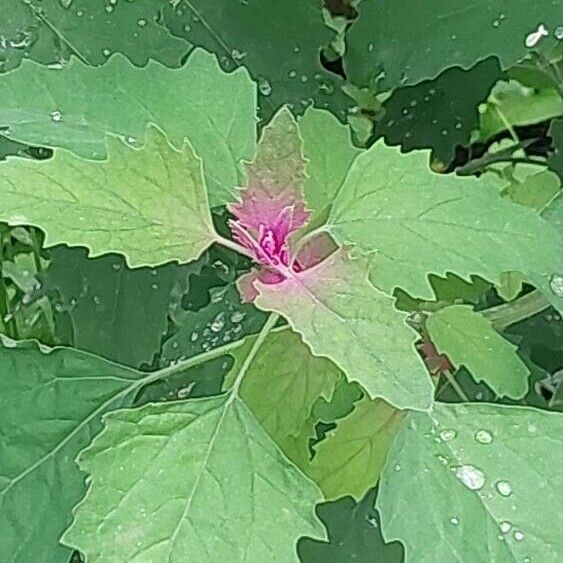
[439,429,456,442]
[258,77,272,96]
[450,516,459,525]
[105,5,114,13]
[394,463,401,471]
[525,23,549,48]
[210,312,225,333]
[496,480,512,496]
[288,70,297,78]
[549,274,563,296]
[455,465,485,490]
[59,0,73,8]
[514,530,524,541]
[137,18,147,27]
[499,521,512,533]
[475,429,493,444]
[230,311,246,323]
[492,20,500,27]
[51,110,62,123]
[190,332,198,342]
[556,26,563,40]
[102,48,111,57]
[367,42,374,52]
[92,295,101,305]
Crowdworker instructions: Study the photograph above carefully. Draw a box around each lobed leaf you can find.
[61,395,325,562]
[254,249,434,411]
[0,49,256,206]
[327,140,563,301]
[0,126,217,267]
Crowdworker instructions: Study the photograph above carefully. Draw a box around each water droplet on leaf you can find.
[439,429,456,442]
[455,465,485,490]
[475,429,493,444]
[51,110,62,122]
[499,521,512,533]
[549,274,563,296]
[258,77,272,96]
[496,480,512,496]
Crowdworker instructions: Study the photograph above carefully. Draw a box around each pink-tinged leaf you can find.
[254,249,434,411]
[229,107,310,269]
[294,232,338,271]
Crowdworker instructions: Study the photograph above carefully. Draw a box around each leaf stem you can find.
[216,235,255,261]
[230,313,278,398]
[482,289,550,330]
[0,229,16,339]
[442,370,470,402]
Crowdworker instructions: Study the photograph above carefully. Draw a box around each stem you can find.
[457,155,546,176]
[491,98,520,147]
[154,323,288,385]
[482,289,550,330]
[443,370,470,402]
[216,235,255,261]
[230,313,279,398]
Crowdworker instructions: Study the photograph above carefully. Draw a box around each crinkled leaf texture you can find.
[325,138,563,302]
[0,339,146,563]
[62,395,325,562]
[0,49,256,206]
[377,402,563,562]
[0,126,217,267]
[427,305,530,399]
[254,249,434,411]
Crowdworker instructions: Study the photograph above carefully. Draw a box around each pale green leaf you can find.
[254,249,434,411]
[238,329,340,451]
[299,108,360,214]
[0,49,256,206]
[345,1,560,91]
[327,142,563,300]
[0,127,217,267]
[308,397,405,501]
[0,339,145,563]
[377,402,563,562]
[479,80,563,141]
[61,395,324,562]
[427,305,529,398]
[503,168,561,212]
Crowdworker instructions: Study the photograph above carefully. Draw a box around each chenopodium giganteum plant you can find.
[1,65,563,562]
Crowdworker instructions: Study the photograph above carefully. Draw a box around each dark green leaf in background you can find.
[162,0,351,119]
[345,0,560,91]
[2,0,189,71]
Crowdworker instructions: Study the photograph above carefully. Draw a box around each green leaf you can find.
[327,141,563,300]
[0,339,145,563]
[504,168,561,212]
[345,1,560,91]
[254,249,434,411]
[479,80,563,141]
[0,49,256,206]
[3,0,189,71]
[307,397,405,501]
[548,118,563,179]
[162,0,350,119]
[373,58,501,162]
[238,329,340,449]
[61,395,325,561]
[377,402,563,562]
[298,489,405,563]
[42,246,199,368]
[229,328,341,472]
[427,305,530,398]
[0,126,217,267]
[299,108,361,215]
